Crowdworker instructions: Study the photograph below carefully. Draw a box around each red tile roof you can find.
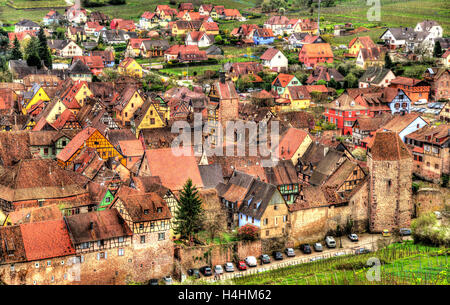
[57,127,97,162]
[144,147,204,190]
[300,43,333,58]
[369,131,411,161]
[277,128,310,160]
[349,36,376,49]
[272,73,295,87]
[260,48,281,61]
[20,219,75,261]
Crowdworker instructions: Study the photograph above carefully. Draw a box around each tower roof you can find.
[369,131,411,161]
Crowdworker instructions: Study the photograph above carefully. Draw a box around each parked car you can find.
[399,228,412,236]
[325,236,336,248]
[273,251,283,260]
[199,266,212,276]
[434,211,442,219]
[224,262,234,272]
[163,275,173,285]
[314,242,323,252]
[245,256,257,267]
[334,252,346,257]
[300,244,312,254]
[415,99,427,105]
[260,254,271,264]
[214,265,223,275]
[237,261,247,271]
[355,248,371,255]
[187,268,200,278]
[285,248,295,257]
[348,233,359,242]
[149,278,159,285]
[382,229,391,237]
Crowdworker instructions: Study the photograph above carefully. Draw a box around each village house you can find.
[66,5,88,24]
[324,94,369,135]
[355,46,387,69]
[347,36,377,57]
[405,124,449,183]
[110,186,173,280]
[390,76,431,102]
[118,58,143,79]
[260,48,288,72]
[14,19,40,33]
[306,66,344,86]
[271,74,301,96]
[139,11,161,29]
[381,113,428,142]
[112,86,145,127]
[139,40,170,58]
[359,67,396,88]
[352,113,393,148]
[47,40,83,58]
[200,22,220,35]
[43,10,63,26]
[253,28,275,45]
[280,86,312,111]
[298,43,334,68]
[185,31,215,48]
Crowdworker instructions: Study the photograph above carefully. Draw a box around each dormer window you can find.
[144,209,149,214]
[157,207,162,213]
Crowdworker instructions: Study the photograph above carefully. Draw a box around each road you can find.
[197,233,412,283]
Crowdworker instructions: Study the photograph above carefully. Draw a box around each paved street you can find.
[198,233,412,283]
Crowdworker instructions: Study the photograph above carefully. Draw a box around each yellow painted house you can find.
[113,87,146,127]
[277,128,313,166]
[281,86,311,111]
[348,36,376,57]
[22,84,50,115]
[44,99,68,123]
[133,97,170,135]
[56,127,126,168]
[200,22,220,35]
[118,57,143,78]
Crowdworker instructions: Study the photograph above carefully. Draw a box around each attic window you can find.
[157,207,162,213]
[144,209,149,214]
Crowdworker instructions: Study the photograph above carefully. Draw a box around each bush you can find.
[237,224,259,241]
[411,213,449,247]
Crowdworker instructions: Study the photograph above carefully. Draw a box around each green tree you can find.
[433,41,443,58]
[38,28,52,69]
[24,37,42,69]
[173,179,204,243]
[384,52,393,69]
[344,73,357,88]
[11,37,22,60]
[215,35,223,45]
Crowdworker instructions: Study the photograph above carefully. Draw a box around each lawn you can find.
[160,64,222,77]
[6,0,67,9]
[231,241,449,285]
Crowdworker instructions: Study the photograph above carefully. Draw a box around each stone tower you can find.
[367,131,413,232]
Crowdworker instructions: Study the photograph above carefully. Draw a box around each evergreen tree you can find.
[173,179,204,242]
[37,28,52,69]
[384,52,393,69]
[433,41,443,58]
[24,37,42,69]
[11,37,22,60]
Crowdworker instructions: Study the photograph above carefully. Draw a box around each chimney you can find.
[219,71,226,84]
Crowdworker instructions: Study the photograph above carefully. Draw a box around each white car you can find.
[244,256,257,267]
[415,99,428,105]
[214,265,223,275]
[224,262,234,272]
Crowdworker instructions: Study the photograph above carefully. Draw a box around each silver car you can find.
[214,265,223,275]
[224,262,234,272]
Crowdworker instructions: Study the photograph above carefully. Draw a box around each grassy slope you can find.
[232,241,449,285]
[1,0,448,32]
